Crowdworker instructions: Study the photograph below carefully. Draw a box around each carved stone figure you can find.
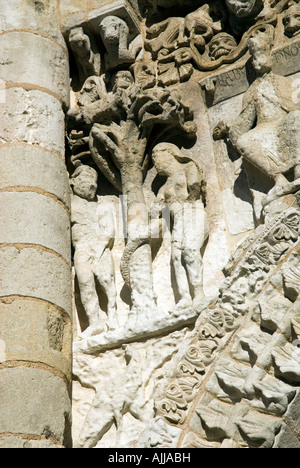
[283,2,300,37]
[99,15,143,71]
[214,24,300,204]
[152,143,209,309]
[78,346,146,448]
[145,5,222,83]
[69,27,101,84]
[70,165,119,338]
[88,81,196,322]
[131,59,157,90]
[225,0,264,18]
[208,32,238,60]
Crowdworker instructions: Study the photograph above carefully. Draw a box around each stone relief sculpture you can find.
[70,165,119,338]
[99,16,143,71]
[152,143,209,309]
[77,345,145,448]
[283,1,300,37]
[69,27,101,85]
[225,0,265,18]
[214,24,300,207]
[65,0,300,449]
[208,32,238,60]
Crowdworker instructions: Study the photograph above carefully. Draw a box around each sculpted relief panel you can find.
[65,0,300,447]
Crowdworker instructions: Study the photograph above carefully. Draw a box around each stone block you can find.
[0,88,65,156]
[0,145,71,209]
[0,247,72,317]
[274,423,300,448]
[0,32,69,106]
[0,191,71,263]
[60,0,90,17]
[0,366,71,446]
[0,298,72,380]
[0,0,65,46]
[0,436,62,448]
[87,0,141,41]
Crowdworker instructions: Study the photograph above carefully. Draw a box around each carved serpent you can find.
[120,236,150,287]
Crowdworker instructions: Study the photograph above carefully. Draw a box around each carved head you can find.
[99,16,129,45]
[69,27,91,57]
[248,24,274,74]
[209,32,237,60]
[70,165,98,201]
[152,143,185,176]
[225,0,263,18]
[152,143,180,176]
[111,71,134,93]
[185,5,222,50]
[78,76,103,107]
[283,3,300,37]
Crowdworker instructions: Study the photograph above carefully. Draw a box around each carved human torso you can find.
[252,73,289,125]
[71,195,115,259]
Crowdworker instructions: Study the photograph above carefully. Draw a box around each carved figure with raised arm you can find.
[152,143,209,309]
[214,24,300,205]
[71,165,119,338]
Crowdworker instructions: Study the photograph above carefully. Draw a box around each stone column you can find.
[0,1,72,448]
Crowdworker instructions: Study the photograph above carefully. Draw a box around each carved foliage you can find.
[155,207,300,432]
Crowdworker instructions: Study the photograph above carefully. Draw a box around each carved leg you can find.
[96,249,119,331]
[74,255,105,337]
[171,240,192,309]
[183,248,204,302]
[236,131,288,185]
[182,204,209,304]
[78,395,114,448]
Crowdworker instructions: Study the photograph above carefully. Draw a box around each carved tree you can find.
[89,84,197,322]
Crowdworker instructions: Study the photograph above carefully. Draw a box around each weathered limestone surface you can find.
[2,0,300,449]
[0,0,72,448]
[62,0,300,449]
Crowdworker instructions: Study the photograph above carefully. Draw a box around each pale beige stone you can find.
[0,32,69,106]
[0,367,71,446]
[0,192,71,263]
[0,145,71,209]
[0,247,72,316]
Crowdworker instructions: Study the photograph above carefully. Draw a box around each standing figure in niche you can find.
[152,143,209,309]
[214,24,300,204]
[71,165,119,338]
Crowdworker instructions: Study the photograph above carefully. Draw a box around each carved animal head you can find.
[99,15,129,45]
[283,2,300,37]
[69,27,91,57]
[225,0,263,18]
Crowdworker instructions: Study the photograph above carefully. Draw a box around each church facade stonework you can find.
[0,0,300,448]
